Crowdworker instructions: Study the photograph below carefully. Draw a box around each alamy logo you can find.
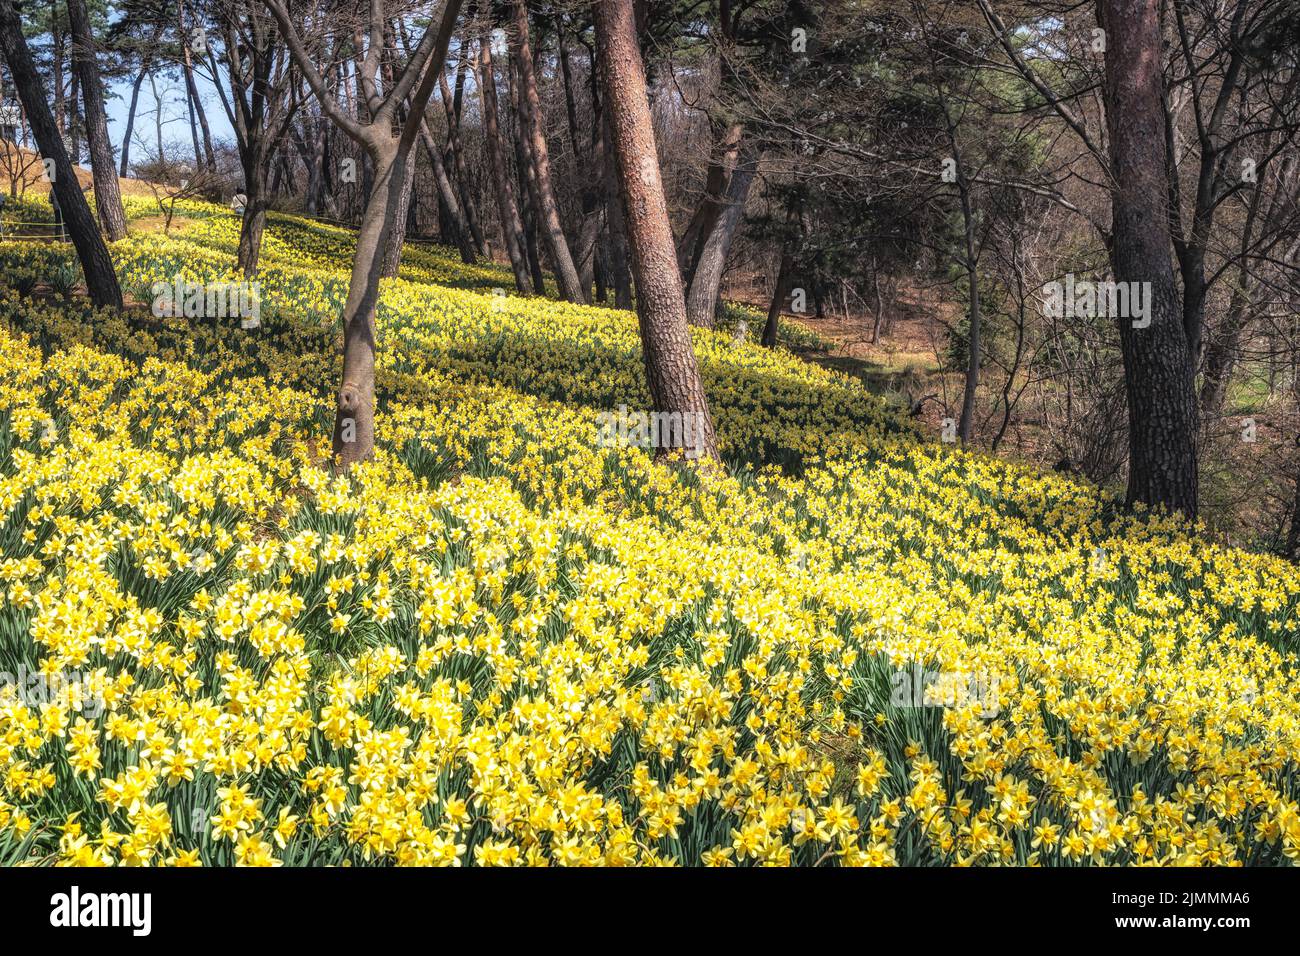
[151,275,262,328]
[0,666,103,718]
[890,664,1003,718]
[49,886,151,936]
[1041,273,1151,328]
[596,404,707,459]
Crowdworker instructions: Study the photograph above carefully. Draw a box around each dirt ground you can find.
[722,271,961,433]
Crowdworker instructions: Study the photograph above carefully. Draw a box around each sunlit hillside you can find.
[0,198,1297,866]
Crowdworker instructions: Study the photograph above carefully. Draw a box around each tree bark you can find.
[508,0,585,302]
[684,144,757,327]
[678,121,742,285]
[302,117,327,216]
[332,138,400,465]
[263,0,463,466]
[379,154,417,277]
[0,0,121,308]
[603,113,632,309]
[596,0,718,461]
[477,36,532,292]
[1197,152,1280,418]
[417,118,475,263]
[67,0,126,242]
[237,150,268,277]
[1197,276,1251,419]
[573,126,607,296]
[953,144,979,446]
[120,51,152,177]
[506,50,546,292]
[179,0,217,174]
[68,67,80,161]
[1102,0,1198,517]
[438,67,488,257]
[149,73,164,163]
[556,14,584,160]
[52,10,65,141]
[184,67,203,172]
[762,243,793,348]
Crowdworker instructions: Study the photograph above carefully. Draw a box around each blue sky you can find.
[82,22,494,171]
[101,65,235,167]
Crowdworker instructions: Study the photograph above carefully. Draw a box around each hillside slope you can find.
[0,198,1297,866]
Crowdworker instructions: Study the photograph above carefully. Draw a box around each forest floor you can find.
[722,271,959,438]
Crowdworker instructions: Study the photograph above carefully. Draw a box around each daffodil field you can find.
[0,200,1298,867]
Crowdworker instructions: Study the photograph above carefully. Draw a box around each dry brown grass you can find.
[1,141,161,197]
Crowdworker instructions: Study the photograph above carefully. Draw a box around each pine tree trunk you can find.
[120,52,151,177]
[477,37,532,292]
[506,46,548,293]
[603,113,632,309]
[684,145,757,328]
[52,15,65,142]
[417,120,475,264]
[678,122,742,284]
[185,73,203,171]
[67,0,126,242]
[509,0,585,303]
[574,127,608,296]
[762,245,793,348]
[0,0,121,308]
[595,0,718,461]
[179,0,216,173]
[1102,0,1198,517]
[68,70,80,161]
[438,69,488,257]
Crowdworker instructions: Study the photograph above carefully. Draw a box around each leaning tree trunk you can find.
[595,0,718,461]
[184,74,203,172]
[439,69,488,257]
[762,243,793,348]
[684,145,757,328]
[509,0,586,303]
[417,120,475,264]
[120,52,152,177]
[1102,0,1198,517]
[67,0,126,242]
[574,128,608,296]
[0,0,121,308]
[507,57,547,293]
[678,122,743,284]
[478,37,532,292]
[333,140,405,466]
[179,0,217,174]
